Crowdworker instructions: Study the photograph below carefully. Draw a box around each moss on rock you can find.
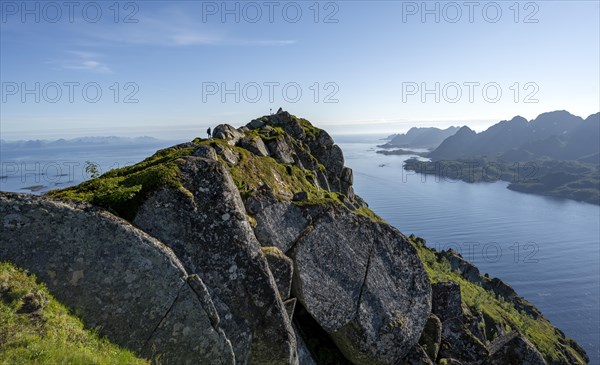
[47,145,193,220]
[410,239,588,364]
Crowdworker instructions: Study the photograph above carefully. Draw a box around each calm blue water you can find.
[336,135,600,364]
[0,141,181,194]
[1,136,598,363]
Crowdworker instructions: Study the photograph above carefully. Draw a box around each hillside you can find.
[0,262,148,365]
[410,111,600,204]
[0,110,588,364]
[379,127,460,150]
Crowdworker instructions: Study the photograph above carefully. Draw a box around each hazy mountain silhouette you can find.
[0,136,159,149]
[380,126,459,150]
[500,112,599,164]
[412,111,600,204]
[429,111,596,162]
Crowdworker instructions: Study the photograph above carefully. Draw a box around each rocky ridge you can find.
[0,109,589,364]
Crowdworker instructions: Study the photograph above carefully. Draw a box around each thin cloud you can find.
[75,10,296,48]
[237,39,297,47]
[57,51,112,74]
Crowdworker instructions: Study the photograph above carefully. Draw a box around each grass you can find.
[47,145,194,220]
[45,115,386,226]
[411,241,587,364]
[220,142,383,222]
[0,262,148,365]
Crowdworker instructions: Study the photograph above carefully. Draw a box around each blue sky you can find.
[1,0,599,139]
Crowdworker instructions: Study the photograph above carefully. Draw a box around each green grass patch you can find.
[0,262,148,365]
[46,145,194,220]
[46,117,382,224]
[222,145,383,222]
[291,114,321,139]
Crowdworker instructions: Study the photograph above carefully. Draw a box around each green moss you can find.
[225,145,324,202]
[46,116,381,225]
[411,241,586,364]
[354,206,385,223]
[291,114,320,139]
[0,262,148,365]
[47,146,193,220]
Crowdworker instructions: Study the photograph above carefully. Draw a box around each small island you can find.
[376,148,428,157]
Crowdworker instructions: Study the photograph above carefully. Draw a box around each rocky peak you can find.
[2,111,588,365]
[208,110,361,209]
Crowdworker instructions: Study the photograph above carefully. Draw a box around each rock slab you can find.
[0,192,234,364]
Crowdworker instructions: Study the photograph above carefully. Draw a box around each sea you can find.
[1,135,598,363]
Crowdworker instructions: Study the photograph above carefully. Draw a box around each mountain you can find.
[380,126,460,150]
[429,111,590,161]
[0,136,159,149]
[406,111,600,204]
[503,112,600,163]
[0,111,588,364]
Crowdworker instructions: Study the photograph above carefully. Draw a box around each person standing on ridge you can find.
[207,127,212,139]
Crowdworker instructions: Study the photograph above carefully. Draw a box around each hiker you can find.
[207,127,212,139]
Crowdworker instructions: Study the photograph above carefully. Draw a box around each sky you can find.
[1,0,599,139]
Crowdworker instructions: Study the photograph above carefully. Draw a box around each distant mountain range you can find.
[429,111,599,164]
[380,126,460,150]
[401,111,600,205]
[0,136,159,149]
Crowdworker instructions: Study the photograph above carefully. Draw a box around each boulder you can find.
[145,275,235,364]
[247,119,265,130]
[340,167,355,199]
[419,314,442,362]
[193,144,218,160]
[213,143,240,165]
[266,135,295,164]
[325,144,345,178]
[269,111,306,140]
[262,246,294,299]
[463,307,487,344]
[432,281,464,322]
[291,207,431,365]
[291,142,319,171]
[483,332,547,365]
[0,192,234,364]
[438,250,483,284]
[261,124,275,133]
[439,318,489,363]
[246,192,309,253]
[213,124,244,145]
[132,157,296,364]
[238,136,269,157]
[431,282,488,363]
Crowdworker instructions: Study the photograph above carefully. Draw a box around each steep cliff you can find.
[0,110,588,364]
